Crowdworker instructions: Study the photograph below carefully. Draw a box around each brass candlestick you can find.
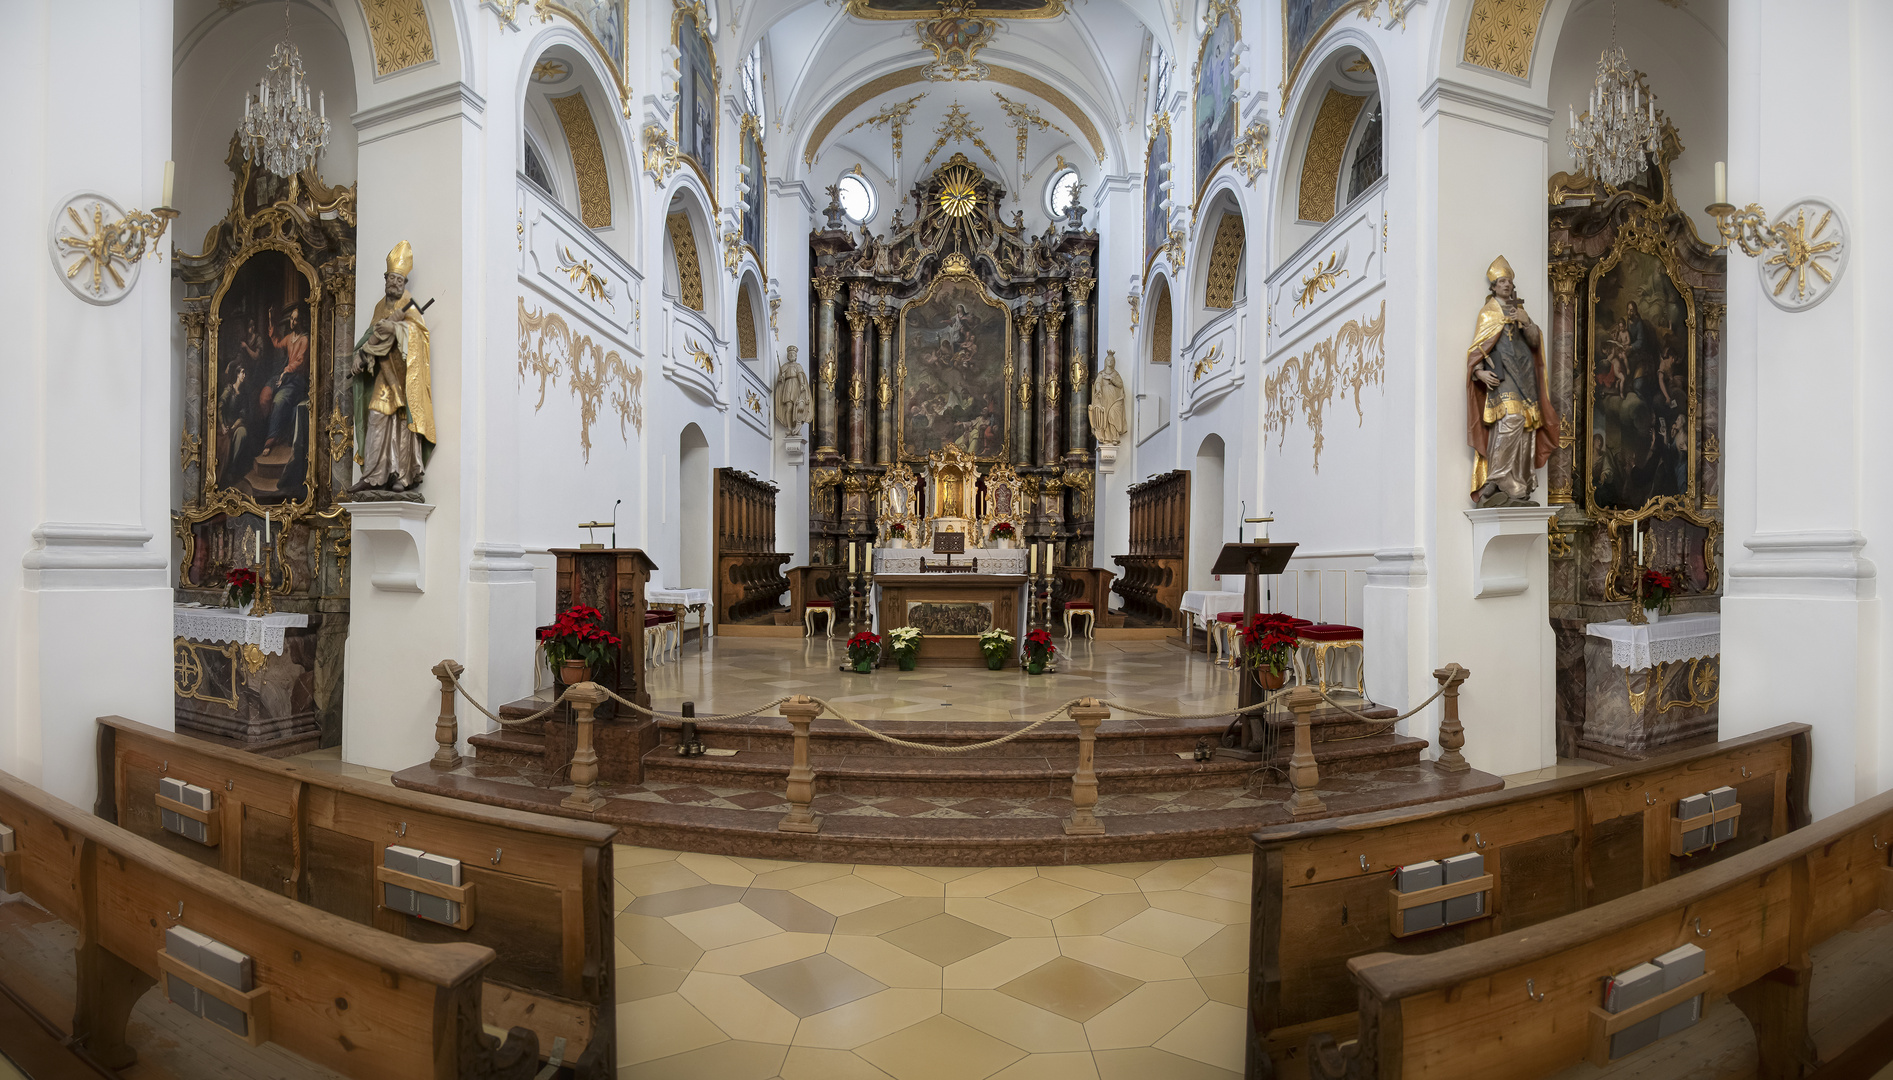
[253,535,276,615]
[1624,526,1647,627]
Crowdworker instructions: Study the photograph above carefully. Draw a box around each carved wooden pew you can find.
[0,768,539,1078]
[1246,724,1811,1076]
[1328,782,1893,1079]
[97,716,619,1077]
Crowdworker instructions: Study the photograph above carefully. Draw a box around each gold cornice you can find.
[549,92,612,229]
[1296,88,1365,223]
[804,65,1104,166]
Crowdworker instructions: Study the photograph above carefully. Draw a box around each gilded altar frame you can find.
[205,241,325,516]
[896,261,1014,463]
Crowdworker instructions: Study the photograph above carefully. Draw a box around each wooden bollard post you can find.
[778,696,822,833]
[561,682,608,812]
[430,660,464,770]
[1431,663,1472,774]
[1065,698,1109,836]
[1285,684,1327,818]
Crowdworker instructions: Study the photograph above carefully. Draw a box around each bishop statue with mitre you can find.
[1465,255,1559,507]
[350,241,436,493]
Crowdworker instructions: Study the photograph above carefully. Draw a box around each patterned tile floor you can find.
[641,636,1245,724]
[609,844,1252,1080]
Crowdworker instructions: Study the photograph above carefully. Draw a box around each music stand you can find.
[1209,542,1299,732]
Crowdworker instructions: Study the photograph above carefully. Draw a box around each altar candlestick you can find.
[254,533,260,563]
[1029,545,1036,575]
[848,542,856,574]
[264,511,270,543]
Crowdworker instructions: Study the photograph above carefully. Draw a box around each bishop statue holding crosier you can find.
[1466,255,1559,507]
[350,241,436,494]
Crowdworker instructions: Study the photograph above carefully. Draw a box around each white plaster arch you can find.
[662,179,722,316]
[515,26,641,258]
[1272,32,1386,263]
[325,0,470,110]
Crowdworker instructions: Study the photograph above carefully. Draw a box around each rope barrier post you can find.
[1064,698,1109,836]
[430,660,464,770]
[1431,663,1472,773]
[778,696,822,834]
[1285,684,1327,818]
[561,682,609,813]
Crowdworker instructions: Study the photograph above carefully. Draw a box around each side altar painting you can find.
[899,275,1011,460]
[213,249,316,503]
[1587,247,1693,511]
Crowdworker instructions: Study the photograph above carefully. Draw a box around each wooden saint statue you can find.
[1466,255,1558,507]
[1088,349,1127,444]
[351,241,435,493]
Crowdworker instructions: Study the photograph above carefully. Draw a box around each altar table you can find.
[173,604,316,753]
[873,548,1029,576]
[1579,613,1721,760]
[872,573,1029,666]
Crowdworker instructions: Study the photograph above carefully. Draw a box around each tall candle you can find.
[264,511,270,543]
[848,542,856,574]
[1047,544,1055,577]
[254,533,260,563]
[1029,545,1036,575]
[162,160,175,208]
[1714,162,1727,204]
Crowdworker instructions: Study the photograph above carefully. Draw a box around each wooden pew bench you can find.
[1327,783,1893,1079]
[0,768,538,1079]
[1246,724,1811,1076]
[96,716,619,1076]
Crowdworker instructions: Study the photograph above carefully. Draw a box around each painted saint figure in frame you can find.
[678,9,716,181]
[1144,124,1170,270]
[1194,5,1237,199]
[213,248,316,504]
[900,276,1011,461]
[1587,247,1693,511]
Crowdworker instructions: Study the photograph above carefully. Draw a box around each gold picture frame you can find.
[538,1,634,116]
[674,0,720,208]
[1192,0,1241,208]
[897,262,1013,463]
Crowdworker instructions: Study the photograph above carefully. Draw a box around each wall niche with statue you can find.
[171,139,357,754]
[1546,128,1725,764]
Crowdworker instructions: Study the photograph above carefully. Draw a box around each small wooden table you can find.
[873,573,1029,666]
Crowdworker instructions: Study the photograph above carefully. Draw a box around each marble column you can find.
[1039,289,1064,469]
[845,299,870,465]
[1065,275,1094,456]
[1013,302,1038,466]
[813,274,842,458]
[1547,264,1584,507]
[874,307,896,464]
[180,309,209,504]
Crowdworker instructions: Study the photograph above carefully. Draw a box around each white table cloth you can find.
[647,588,713,642]
[173,605,309,656]
[873,548,1029,576]
[1585,613,1720,672]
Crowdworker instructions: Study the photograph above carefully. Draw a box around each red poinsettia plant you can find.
[224,567,258,609]
[888,522,907,536]
[1641,569,1679,615]
[990,522,1016,540]
[847,631,883,666]
[537,605,622,674]
[1240,613,1302,678]
[1023,627,1058,665]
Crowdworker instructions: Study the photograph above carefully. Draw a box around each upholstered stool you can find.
[1063,600,1096,639]
[1296,623,1364,696]
[1209,611,1246,667]
[803,599,835,638]
[644,610,680,665]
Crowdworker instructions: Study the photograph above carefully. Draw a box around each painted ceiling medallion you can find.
[937,163,982,217]
[917,4,998,80]
[1759,198,1848,312]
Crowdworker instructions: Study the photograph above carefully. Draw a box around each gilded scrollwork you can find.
[518,298,645,461]
[1264,300,1386,471]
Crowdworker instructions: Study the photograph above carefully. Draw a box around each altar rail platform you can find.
[393,642,1501,865]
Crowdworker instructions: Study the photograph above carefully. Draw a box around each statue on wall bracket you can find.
[350,241,435,494]
[1466,255,1559,507]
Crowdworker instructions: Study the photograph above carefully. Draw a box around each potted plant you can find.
[1240,613,1302,691]
[979,628,1014,671]
[224,567,258,614]
[847,631,882,673]
[1022,628,1057,674]
[1641,568,1678,622]
[990,521,1016,549]
[887,522,908,549]
[888,626,923,670]
[537,605,621,686]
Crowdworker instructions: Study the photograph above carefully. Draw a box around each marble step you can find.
[467,727,550,768]
[639,734,1427,798]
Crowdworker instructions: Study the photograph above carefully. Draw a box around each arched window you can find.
[740,45,762,114]
[523,135,555,196]
[1204,212,1244,309]
[1347,102,1383,202]
[1150,278,1173,365]
[1045,168,1080,219]
[1152,48,1172,110]
[836,173,875,224]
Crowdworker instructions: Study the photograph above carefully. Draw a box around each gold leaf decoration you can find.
[1462,0,1551,80]
[549,92,612,228]
[1264,300,1386,471]
[666,213,705,311]
[518,298,644,460]
[361,0,435,76]
[1297,88,1365,223]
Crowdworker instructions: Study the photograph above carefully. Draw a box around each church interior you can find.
[3,0,1891,1077]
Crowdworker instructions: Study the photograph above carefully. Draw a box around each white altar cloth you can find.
[1585,613,1720,672]
[173,604,309,656]
[874,548,1029,576]
[647,587,712,608]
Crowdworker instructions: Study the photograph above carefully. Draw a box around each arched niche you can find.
[664,189,716,315]
[736,271,767,363]
[1190,433,1226,591]
[1147,274,1176,369]
[679,424,712,590]
[1275,43,1383,263]
[1194,189,1247,315]
[519,38,638,263]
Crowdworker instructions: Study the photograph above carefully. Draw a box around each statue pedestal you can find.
[783,434,806,467]
[1096,444,1118,474]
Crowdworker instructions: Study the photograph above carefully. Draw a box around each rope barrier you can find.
[804,696,1086,753]
[446,667,573,726]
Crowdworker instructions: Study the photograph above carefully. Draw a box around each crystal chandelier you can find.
[239,4,330,179]
[1566,1,1660,189]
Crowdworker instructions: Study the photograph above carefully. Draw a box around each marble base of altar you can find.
[873,574,1029,665]
[1577,614,1721,762]
[173,605,319,755]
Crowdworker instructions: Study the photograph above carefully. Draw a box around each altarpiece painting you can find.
[899,274,1011,460]
[1586,246,1693,512]
[213,248,317,504]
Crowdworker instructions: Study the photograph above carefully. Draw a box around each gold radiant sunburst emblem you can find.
[937,164,981,217]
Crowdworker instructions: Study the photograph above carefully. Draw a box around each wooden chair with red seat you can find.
[1209,610,1246,666]
[1062,600,1096,639]
[644,609,680,664]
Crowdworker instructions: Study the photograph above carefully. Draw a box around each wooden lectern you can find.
[1210,542,1299,721]
[551,548,658,709]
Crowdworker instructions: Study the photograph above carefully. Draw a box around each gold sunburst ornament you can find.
[938,164,981,217]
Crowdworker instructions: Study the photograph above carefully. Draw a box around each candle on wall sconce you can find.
[162,160,175,208]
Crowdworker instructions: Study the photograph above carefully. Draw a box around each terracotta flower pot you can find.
[1253,667,1288,691]
[559,659,592,685]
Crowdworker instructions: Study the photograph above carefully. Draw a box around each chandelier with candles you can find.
[1566,2,1660,189]
[239,4,331,179]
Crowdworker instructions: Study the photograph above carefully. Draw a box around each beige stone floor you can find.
[643,636,1246,723]
[610,845,1251,1080]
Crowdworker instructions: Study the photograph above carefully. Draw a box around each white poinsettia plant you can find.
[978,627,1014,661]
[887,626,923,657]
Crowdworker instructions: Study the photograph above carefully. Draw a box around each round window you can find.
[1046,168,1081,219]
[836,173,876,224]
